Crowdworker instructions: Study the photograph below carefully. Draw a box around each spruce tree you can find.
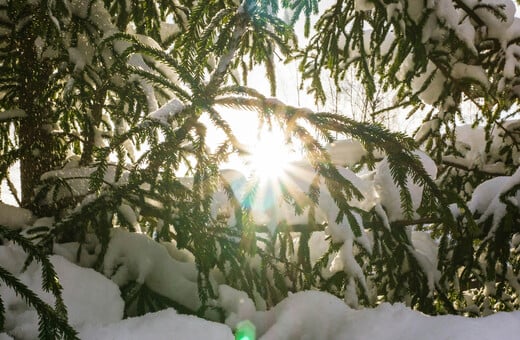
[0,0,520,336]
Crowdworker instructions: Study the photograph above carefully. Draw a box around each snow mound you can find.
[341,302,520,340]
[236,290,520,340]
[218,284,257,328]
[79,308,233,340]
[0,245,123,339]
[103,228,201,312]
[254,290,350,340]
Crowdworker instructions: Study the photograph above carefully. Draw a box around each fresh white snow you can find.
[0,203,34,229]
[79,309,233,340]
[374,150,437,222]
[3,240,520,340]
[0,245,123,339]
[102,228,202,312]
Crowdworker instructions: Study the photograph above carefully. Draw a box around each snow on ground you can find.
[79,309,233,340]
[2,240,520,339]
[248,290,520,339]
[0,245,123,339]
[341,301,520,340]
[78,290,520,340]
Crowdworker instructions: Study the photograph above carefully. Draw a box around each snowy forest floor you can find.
[1,243,520,340]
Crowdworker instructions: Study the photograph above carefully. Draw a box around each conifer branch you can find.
[6,176,21,207]
[453,0,486,26]
[441,158,508,176]
[204,7,249,97]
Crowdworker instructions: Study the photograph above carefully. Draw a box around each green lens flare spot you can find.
[235,320,256,340]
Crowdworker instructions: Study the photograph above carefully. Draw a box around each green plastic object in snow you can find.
[235,320,256,340]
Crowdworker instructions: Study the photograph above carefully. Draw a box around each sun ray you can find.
[246,126,297,181]
[239,125,324,231]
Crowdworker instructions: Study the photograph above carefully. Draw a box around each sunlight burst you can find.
[247,127,296,181]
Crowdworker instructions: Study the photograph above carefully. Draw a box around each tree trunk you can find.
[17,7,62,209]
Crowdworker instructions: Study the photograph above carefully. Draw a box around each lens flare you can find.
[247,127,295,181]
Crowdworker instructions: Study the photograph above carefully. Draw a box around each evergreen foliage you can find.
[0,0,520,336]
